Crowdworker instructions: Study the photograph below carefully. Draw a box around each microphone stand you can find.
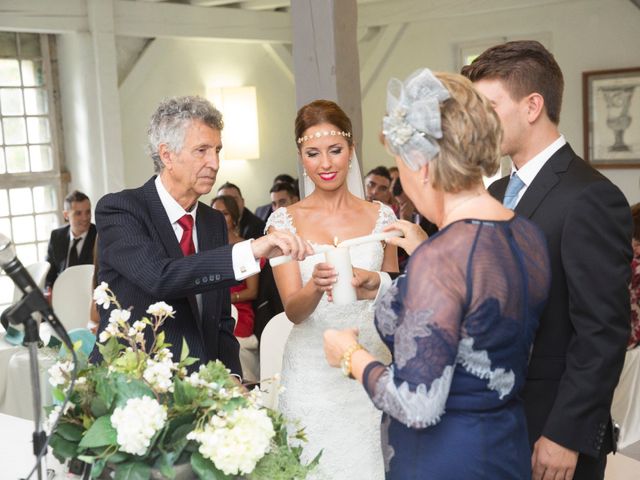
[5,291,51,480]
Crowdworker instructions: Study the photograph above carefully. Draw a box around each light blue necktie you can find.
[503,173,525,210]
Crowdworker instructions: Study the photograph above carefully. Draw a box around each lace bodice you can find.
[265,202,396,479]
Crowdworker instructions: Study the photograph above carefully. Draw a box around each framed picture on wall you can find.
[583,67,640,168]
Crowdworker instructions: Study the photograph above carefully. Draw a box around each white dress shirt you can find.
[154,176,260,281]
[509,135,566,207]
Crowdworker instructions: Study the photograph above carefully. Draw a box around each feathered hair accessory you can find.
[382,68,450,170]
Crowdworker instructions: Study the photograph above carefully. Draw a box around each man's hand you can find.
[384,220,428,255]
[251,230,313,260]
[531,436,578,480]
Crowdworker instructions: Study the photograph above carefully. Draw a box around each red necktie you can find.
[177,214,195,256]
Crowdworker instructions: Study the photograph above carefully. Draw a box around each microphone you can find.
[0,232,70,345]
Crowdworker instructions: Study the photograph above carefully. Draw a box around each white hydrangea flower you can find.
[93,282,111,309]
[146,302,175,318]
[187,407,275,475]
[143,349,177,393]
[48,360,73,387]
[110,396,167,456]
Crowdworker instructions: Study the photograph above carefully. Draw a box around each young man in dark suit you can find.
[463,41,632,480]
[93,96,311,374]
[45,190,97,289]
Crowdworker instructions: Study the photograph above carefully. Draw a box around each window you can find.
[0,32,64,311]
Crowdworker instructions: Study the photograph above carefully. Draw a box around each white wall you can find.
[360,0,640,204]
[119,38,298,210]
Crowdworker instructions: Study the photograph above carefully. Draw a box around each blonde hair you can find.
[428,73,502,193]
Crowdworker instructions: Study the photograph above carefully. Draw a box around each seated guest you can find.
[45,190,97,290]
[212,194,261,381]
[364,165,393,205]
[270,181,299,211]
[255,174,298,222]
[323,69,551,479]
[217,182,265,239]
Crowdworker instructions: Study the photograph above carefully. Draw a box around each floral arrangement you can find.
[45,283,318,479]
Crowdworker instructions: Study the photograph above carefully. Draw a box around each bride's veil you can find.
[302,151,365,200]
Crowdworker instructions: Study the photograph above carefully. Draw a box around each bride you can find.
[266,99,398,479]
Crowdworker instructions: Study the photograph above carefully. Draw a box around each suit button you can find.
[215,274,220,281]
[202,276,208,283]
[209,275,215,282]
[195,279,201,285]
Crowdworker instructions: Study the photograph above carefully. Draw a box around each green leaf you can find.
[179,338,189,362]
[173,378,197,406]
[90,396,110,418]
[78,416,117,449]
[191,451,231,480]
[95,370,117,408]
[56,422,84,442]
[98,336,123,364]
[52,387,66,403]
[114,461,151,480]
[49,432,78,460]
[113,375,154,407]
[155,452,178,480]
[90,458,106,478]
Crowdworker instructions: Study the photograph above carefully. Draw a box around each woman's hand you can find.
[323,328,359,367]
[352,268,381,300]
[384,220,428,255]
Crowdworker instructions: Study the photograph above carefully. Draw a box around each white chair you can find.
[51,264,95,331]
[259,312,293,409]
[13,261,51,302]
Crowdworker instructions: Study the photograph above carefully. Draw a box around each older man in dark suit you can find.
[463,41,632,480]
[93,96,310,374]
[45,190,97,289]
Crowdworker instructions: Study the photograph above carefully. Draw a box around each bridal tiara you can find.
[297,130,352,144]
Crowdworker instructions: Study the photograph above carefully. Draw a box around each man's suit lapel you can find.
[515,144,573,219]
[142,177,200,321]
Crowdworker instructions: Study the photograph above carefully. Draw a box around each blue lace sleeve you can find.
[363,234,468,429]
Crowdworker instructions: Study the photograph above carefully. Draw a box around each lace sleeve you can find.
[264,207,295,234]
[363,237,467,429]
[373,202,398,233]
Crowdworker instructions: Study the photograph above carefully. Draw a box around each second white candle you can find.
[325,247,357,305]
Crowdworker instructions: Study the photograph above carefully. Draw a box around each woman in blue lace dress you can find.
[324,69,551,479]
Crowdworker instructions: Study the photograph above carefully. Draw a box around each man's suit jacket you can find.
[254,203,272,223]
[45,223,97,289]
[92,177,241,374]
[239,207,266,240]
[489,144,631,468]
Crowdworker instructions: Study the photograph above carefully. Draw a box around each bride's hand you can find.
[312,262,337,297]
[352,268,381,300]
[323,328,359,367]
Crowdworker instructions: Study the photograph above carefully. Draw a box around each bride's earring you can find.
[303,170,308,177]
[349,159,352,169]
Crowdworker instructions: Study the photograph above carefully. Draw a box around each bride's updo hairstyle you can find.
[431,73,501,193]
[382,68,501,193]
[294,100,354,150]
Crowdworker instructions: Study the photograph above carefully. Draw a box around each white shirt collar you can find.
[154,175,196,225]
[511,135,566,186]
[68,230,88,242]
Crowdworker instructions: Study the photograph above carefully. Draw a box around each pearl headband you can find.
[297,130,352,145]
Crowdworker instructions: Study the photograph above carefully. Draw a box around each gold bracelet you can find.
[233,292,239,302]
[340,343,365,378]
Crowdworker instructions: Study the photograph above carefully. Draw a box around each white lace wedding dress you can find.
[265,203,396,480]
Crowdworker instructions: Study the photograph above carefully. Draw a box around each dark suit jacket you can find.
[92,177,241,374]
[489,144,631,464]
[239,207,266,240]
[45,223,97,289]
[254,203,273,223]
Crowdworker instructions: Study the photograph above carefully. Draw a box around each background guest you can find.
[629,203,640,349]
[211,194,261,381]
[270,181,299,211]
[255,173,298,222]
[217,181,266,239]
[364,165,393,205]
[324,69,551,479]
[45,190,97,290]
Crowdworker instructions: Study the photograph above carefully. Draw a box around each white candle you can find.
[325,247,357,305]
